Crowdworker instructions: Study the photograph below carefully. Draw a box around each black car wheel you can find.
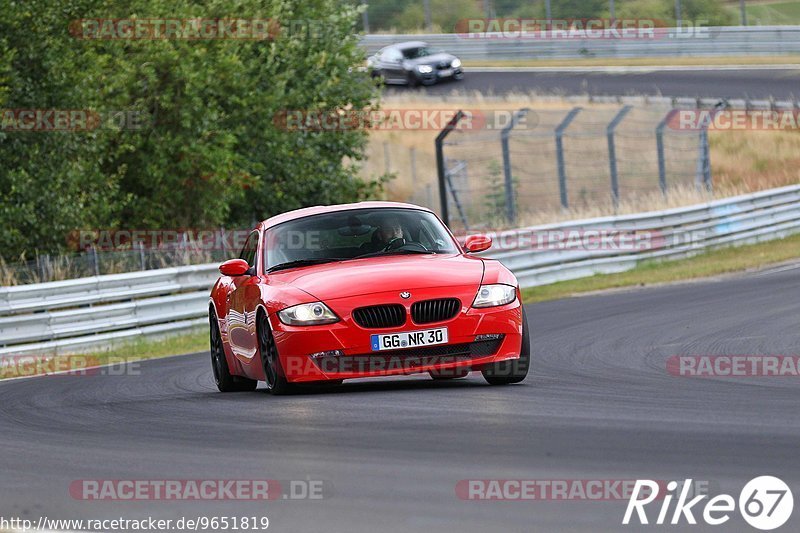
[210,310,257,392]
[481,306,531,385]
[258,312,294,395]
[370,69,385,85]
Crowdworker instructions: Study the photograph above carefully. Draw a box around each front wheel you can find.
[258,312,294,395]
[210,311,257,392]
[481,306,530,385]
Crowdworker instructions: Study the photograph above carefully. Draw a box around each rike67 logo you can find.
[624,477,793,530]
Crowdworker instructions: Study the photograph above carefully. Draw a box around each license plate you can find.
[438,69,453,77]
[371,328,448,352]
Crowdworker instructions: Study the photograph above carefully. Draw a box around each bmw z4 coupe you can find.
[209,202,529,394]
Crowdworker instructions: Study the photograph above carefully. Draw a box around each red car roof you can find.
[257,201,433,230]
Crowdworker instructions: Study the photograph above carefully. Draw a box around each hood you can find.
[269,254,484,301]
[403,53,457,68]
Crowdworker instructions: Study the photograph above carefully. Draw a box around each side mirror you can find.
[219,259,251,277]
[464,234,492,253]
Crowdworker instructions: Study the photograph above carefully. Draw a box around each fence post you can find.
[445,160,471,230]
[607,105,632,207]
[435,110,465,227]
[695,111,713,192]
[91,246,100,277]
[554,107,582,209]
[655,109,675,196]
[700,127,712,192]
[500,107,530,224]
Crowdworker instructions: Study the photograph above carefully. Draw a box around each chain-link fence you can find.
[0,237,237,285]
[436,106,710,230]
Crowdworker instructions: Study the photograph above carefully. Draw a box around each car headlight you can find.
[451,58,461,68]
[417,65,433,74]
[472,284,516,308]
[278,302,339,326]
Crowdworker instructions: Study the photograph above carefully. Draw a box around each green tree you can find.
[0,0,382,260]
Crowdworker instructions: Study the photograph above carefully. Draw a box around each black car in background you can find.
[367,41,463,86]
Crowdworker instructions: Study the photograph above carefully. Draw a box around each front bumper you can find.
[412,66,464,84]
[271,287,522,382]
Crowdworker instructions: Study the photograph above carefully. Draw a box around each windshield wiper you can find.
[267,258,344,273]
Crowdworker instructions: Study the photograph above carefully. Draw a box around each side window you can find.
[239,231,259,267]
[382,48,402,62]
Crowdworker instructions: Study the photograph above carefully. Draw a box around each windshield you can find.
[401,46,432,60]
[264,208,457,270]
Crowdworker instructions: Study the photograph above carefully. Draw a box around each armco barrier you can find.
[360,26,800,60]
[1,184,799,355]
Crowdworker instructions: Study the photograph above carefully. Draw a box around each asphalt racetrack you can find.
[1,264,799,532]
[386,67,800,100]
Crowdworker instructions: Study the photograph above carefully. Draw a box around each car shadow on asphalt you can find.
[266,375,512,396]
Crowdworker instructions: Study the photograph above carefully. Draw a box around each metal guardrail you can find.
[361,26,800,60]
[485,185,800,286]
[1,184,799,355]
[0,265,218,356]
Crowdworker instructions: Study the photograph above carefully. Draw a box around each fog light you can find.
[309,350,344,359]
[475,334,503,341]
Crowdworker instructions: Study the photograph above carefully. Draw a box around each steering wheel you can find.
[382,238,429,253]
[382,237,406,252]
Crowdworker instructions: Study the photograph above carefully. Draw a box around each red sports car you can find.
[208,201,529,394]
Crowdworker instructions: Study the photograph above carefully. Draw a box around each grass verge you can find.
[0,328,208,380]
[522,233,800,303]
[464,55,800,68]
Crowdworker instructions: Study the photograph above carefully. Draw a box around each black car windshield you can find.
[401,46,432,59]
[264,208,457,270]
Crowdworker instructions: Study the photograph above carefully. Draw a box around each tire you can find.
[210,311,257,392]
[481,306,530,385]
[370,69,385,85]
[258,312,294,395]
[406,72,420,87]
[429,369,469,380]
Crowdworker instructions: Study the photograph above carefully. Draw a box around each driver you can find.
[361,217,405,254]
[376,218,403,246]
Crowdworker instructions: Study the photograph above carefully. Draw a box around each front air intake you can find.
[411,298,460,325]
[352,304,406,328]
